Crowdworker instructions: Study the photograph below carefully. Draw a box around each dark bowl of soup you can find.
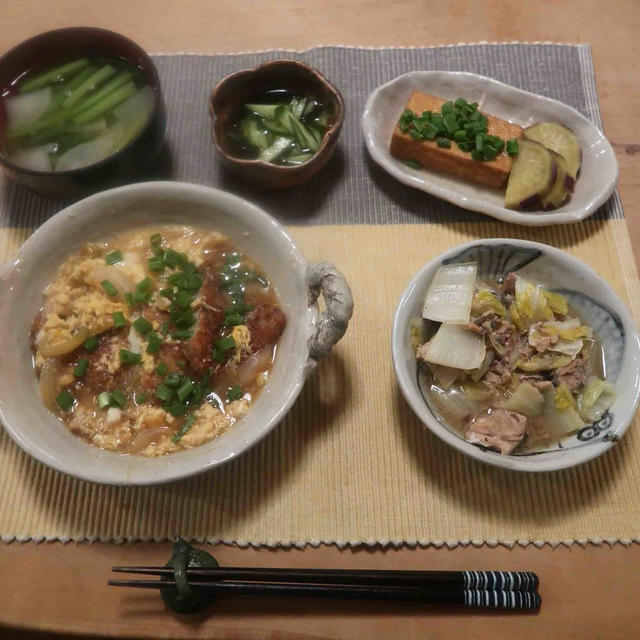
[0,27,166,198]
[209,59,344,188]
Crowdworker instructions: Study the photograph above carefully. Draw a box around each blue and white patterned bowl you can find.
[391,239,640,472]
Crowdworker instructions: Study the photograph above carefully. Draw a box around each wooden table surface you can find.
[1,1,639,639]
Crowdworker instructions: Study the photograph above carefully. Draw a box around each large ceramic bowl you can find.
[0,182,353,485]
[392,239,640,472]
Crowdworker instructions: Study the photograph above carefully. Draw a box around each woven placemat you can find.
[1,44,638,546]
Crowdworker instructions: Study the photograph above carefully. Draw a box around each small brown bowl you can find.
[209,59,344,188]
[0,27,166,199]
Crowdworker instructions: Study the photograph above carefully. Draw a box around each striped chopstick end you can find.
[462,570,539,591]
[463,589,541,609]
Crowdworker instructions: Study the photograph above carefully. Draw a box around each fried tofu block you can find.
[390,91,523,189]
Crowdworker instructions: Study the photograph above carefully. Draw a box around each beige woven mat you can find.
[1,219,639,546]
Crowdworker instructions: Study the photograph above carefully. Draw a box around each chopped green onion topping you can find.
[101,279,118,297]
[174,289,194,309]
[97,391,111,409]
[56,390,74,411]
[150,233,162,245]
[84,336,99,352]
[110,389,127,408]
[177,380,194,402]
[506,138,519,155]
[132,316,152,335]
[155,384,174,402]
[136,392,148,404]
[124,292,134,307]
[73,358,89,378]
[164,373,182,388]
[397,98,511,162]
[112,311,126,328]
[136,277,152,293]
[105,250,123,265]
[406,159,422,170]
[172,414,196,443]
[213,335,235,362]
[146,332,163,354]
[165,402,188,417]
[119,349,142,365]
[170,329,193,340]
[148,256,165,272]
[155,362,168,376]
[226,385,244,402]
[133,291,152,304]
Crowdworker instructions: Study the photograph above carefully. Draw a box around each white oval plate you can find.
[362,71,618,226]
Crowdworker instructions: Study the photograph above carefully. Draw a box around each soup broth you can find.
[1,56,153,172]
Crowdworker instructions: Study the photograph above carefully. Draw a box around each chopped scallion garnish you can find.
[101,279,118,297]
[84,335,99,352]
[132,316,152,335]
[177,380,194,402]
[172,413,196,443]
[119,349,142,365]
[155,362,168,376]
[56,390,74,411]
[226,385,244,402]
[146,332,163,354]
[73,357,89,377]
[97,391,111,409]
[136,277,152,293]
[112,311,126,328]
[110,389,127,408]
[105,250,123,265]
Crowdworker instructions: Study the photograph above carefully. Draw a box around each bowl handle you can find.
[304,262,354,375]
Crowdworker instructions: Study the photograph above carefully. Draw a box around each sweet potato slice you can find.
[504,140,556,210]
[523,122,581,187]
[541,151,572,210]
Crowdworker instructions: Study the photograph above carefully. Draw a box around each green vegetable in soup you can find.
[2,57,154,173]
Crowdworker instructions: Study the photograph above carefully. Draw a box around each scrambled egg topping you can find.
[230,324,251,363]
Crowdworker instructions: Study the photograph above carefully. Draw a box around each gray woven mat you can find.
[0,44,621,230]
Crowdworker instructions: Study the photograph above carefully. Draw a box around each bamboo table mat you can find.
[1,44,639,546]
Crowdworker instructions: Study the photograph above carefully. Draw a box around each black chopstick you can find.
[111,566,538,592]
[108,579,541,609]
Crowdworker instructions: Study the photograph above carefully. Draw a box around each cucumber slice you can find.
[275,105,296,136]
[302,99,317,117]
[244,103,280,119]
[313,111,329,128]
[289,96,306,120]
[240,117,269,150]
[283,153,312,165]
[504,140,556,210]
[524,122,581,185]
[288,114,319,152]
[259,136,293,163]
[263,119,290,136]
[307,125,325,145]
